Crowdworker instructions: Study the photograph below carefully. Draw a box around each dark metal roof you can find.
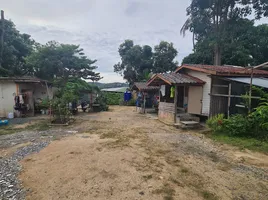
[132,82,159,91]
[147,73,205,86]
[0,76,49,83]
[176,64,268,76]
[224,77,268,88]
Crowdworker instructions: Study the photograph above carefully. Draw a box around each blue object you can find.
[124,92,132,102]
[0,120,9,126]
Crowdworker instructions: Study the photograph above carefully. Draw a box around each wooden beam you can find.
[212,84,228,88]
[254,61,268,69]
[174,85,178,123]
[210,93,261,99]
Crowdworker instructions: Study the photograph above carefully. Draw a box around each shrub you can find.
[222,115,250,137]
[249,102,268,140]
[103,92,123,105]
[206,114,225,132]
[94,92,109,111]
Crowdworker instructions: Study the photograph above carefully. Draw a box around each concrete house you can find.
[147,64,268,125]
[0,77,53,118]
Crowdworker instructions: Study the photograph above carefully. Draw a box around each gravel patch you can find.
[0,142,50,200]
[0,129,76,149]
[0,127,80,200]
[234,164,268,181]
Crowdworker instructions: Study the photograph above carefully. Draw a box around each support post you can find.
[174,85,178,123]
[227,83,231,118]
[143,92,146,114]
[248,66,253,113]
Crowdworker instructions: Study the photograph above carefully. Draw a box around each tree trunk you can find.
[0,10,4,69]
[192,32,195,51]
[214,44,221,66]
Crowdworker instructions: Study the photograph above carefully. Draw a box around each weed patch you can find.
[200,190,218,200]
[209,134,268,153]
[153,183,175,200]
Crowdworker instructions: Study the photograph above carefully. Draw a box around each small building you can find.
[148,64,268,124]
[131,82,159,113]
[0,77,53,118]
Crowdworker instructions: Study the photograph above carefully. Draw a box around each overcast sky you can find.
[2,0,267,83]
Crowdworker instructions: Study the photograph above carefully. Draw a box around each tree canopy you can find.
[182,0,268,66]
[182,18,268,67]
[114,40,178,85]
[26,41,101,81]
[0,20,34,76]
[153,41,178,73]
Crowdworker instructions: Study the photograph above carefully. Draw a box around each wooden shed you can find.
[147,73,204,124]
[131,82,159,113]
[147,64,268,124]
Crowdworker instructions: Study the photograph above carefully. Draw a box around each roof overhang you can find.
[175,64,216,75]
[147,73,205,86]
[131,82,159,91]
[222,77,268,89]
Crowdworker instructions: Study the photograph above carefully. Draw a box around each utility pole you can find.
[0,10,4,69]
[248,66,254,113]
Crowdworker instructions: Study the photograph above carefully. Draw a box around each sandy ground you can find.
[18,106,268,200]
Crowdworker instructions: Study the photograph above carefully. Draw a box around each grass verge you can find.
[209,133,268,154]
[0,121,50,136]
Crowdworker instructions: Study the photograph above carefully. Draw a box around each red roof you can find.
[175,64,268,76]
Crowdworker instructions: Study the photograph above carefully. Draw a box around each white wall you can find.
[185,69,212,116]
[0,82,17,118]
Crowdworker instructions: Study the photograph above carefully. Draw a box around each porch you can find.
[147,73,205,125]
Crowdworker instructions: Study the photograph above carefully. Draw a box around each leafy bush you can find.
[249,102,268,140]
[208,112,268,141]
[103,92,123,105]
[206,114,224,132]
[222,115,250,137]
[94,92,109,111]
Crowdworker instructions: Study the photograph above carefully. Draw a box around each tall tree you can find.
[153,41,178,73]
[26,41,101,81]
[182,0,268,65]
[114,40,153,85]
[114,40,178,84]
[182,19,268,67]
[0,19,34,76]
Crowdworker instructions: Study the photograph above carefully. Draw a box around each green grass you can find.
[0,121,50,136]
[0,127,17,135]
[27,122,50,131]
[210,134,268,154]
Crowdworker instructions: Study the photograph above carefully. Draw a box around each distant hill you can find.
[88,82,128,89]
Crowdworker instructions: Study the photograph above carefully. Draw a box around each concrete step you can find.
[174,121,201,129]
[176,114,200,123]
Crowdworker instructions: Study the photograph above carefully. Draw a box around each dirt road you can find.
[18,106,268,200]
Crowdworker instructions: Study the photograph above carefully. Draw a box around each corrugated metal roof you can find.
[101,87,127,93]
[225,77,268,88]
[132,82,159,91]
[176,64,268,76]
[147,73,205,86]
[0,76,49,83]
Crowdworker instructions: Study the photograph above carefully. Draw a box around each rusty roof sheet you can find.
[176,64,268,76]
[147,73,205,86]
[132,82,159,91]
